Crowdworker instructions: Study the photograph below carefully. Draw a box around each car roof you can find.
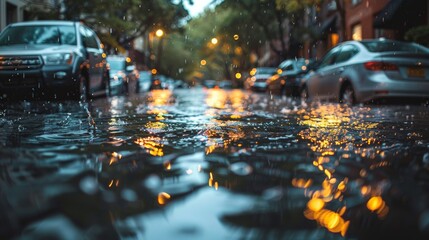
[8,20,77,27]
[340,39,410,47]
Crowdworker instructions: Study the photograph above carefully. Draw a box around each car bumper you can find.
[356,73,429,102]
[0,66,77,96]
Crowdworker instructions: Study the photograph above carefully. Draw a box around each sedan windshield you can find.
[361,41,429,54]
[0,25,77,46]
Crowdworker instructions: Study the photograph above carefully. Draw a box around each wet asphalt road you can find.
[1,87,429,240]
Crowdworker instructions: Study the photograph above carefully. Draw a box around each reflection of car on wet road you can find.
[266,58,315,96]
[2,88,429,240]
[300,39,429,104]
[0,20,110,100]
[106,55,139,94]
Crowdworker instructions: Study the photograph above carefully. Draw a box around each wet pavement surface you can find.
[1,88,429,240]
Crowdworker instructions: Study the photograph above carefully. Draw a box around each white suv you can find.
[0,20,110,100]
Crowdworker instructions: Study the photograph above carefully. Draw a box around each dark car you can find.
[300,39,429,104]
[219,80,233,89]
[266,58,315,96]
[244,67,276,92]
[0,20,109,100]
[106,55,139,94]
[202,79,218,89]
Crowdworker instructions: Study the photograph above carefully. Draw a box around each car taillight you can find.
[364,61,398,71]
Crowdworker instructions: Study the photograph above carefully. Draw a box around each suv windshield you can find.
[0,25,77,46]
[361,41,429,53]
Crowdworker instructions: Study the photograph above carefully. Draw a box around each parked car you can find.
[202,79,218,89]
[0,20,109,100]
[244,67,276,92]
[300,39,429,104]
[106,55,139,94]
[138,70,152,92]
[266,58,315,96]
[219,80,233,89]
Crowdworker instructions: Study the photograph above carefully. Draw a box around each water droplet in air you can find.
[79,176,98,195]
[230,162,253,176]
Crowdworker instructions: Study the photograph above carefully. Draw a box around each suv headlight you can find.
[42,53,74,65]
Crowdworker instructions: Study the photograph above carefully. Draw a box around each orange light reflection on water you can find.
[203,89,247,155]
[134,137,165,157]
[296,104,386,237]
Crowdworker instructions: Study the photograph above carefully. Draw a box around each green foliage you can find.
[275,0,320,12]
[158,33,194,80]
[27,0,189,54]
[405,25,429,47]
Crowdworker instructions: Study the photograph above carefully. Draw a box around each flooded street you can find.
[1,88,429,240]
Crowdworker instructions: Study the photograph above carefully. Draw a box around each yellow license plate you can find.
[408,67,425,78]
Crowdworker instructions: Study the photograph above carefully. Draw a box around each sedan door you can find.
[309,46,341,100]
[326,44,360,100]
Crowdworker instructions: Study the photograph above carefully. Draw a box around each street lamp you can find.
[155,29,164,38]
[155,29,165,75]
[148,28,165,80]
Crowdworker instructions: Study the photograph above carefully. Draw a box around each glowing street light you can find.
[211,37,218,45]
[200,59,207,66]
[155,29,164,38]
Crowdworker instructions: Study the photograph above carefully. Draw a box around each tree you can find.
[220,0,289,61]
[26,0,190,54]
[405,25,429,47]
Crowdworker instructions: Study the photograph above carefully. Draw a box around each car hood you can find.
[0,44,79,55]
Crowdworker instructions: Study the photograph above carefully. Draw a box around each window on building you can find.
[6,3,18,25]
[352,24,362,41]
[329,33,339,47]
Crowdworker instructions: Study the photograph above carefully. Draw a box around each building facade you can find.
[1,0,61,31]
[345,0,429,41]
[308,0,429,59]
[0,0,26,30]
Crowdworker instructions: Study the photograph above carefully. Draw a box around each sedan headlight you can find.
[42,53,73,65]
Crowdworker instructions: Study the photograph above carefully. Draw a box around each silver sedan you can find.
[300,39,429,104]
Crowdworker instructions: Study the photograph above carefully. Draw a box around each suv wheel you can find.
[73,73,89,101]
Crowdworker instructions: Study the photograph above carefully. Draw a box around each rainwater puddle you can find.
[1,89,429,239]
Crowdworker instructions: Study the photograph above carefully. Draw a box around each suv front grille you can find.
[0,56,43,70]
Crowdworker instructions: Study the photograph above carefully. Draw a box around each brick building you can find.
[310,0,429,58]
[346,0,429,41]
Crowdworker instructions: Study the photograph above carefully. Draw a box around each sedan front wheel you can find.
[340,84,355,105]
[72,74,89,101]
